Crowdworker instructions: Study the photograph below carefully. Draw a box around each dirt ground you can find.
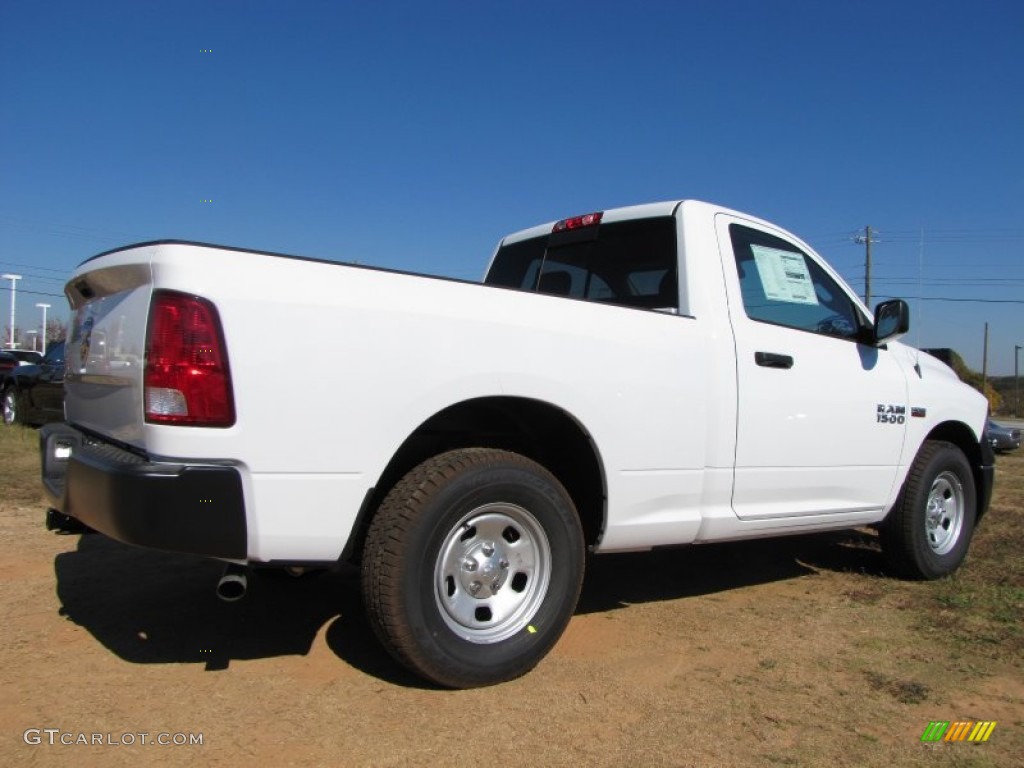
[2,427,1021,767]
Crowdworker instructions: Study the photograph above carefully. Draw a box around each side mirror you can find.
[873,299,910,346]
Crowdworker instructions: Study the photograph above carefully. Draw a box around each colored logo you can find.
[920,721,996,743]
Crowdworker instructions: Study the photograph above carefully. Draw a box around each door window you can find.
[730,224,863,340]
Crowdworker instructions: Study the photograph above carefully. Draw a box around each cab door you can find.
[717,214,909,520]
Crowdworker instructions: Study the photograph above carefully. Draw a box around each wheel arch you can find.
[923,420,991,522]
[343,396,606,562]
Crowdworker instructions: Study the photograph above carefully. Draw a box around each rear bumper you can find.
[40,423,247,559]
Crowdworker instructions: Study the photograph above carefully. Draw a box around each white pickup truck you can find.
[40,200,994,687]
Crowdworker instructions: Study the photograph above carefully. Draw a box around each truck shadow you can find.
[53,527,886,685]
[53,533,420,684]
[577,527,888,614]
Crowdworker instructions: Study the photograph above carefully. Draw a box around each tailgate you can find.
[64,257,153,448]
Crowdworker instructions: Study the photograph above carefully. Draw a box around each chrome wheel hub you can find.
[924,471,965,556]
[458,539,511,597]
[435,503,551,644]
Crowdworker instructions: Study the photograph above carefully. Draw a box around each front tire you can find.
[881,440,976,579]
[361,448,585,688]
[2,387,20,426]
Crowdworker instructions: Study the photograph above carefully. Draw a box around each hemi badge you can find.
[911,407,927,418]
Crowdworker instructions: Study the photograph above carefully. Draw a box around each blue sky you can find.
[1,0,1021,373]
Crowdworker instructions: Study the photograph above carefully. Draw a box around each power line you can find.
[0,271,67,284]
[0,214,139,243]
[809,229,1024,244]
[874,294,1024,304]
[869,276,1024,282]
[0,260,72,275]
[867,281,1024,290]
[0,286,64,298]
[875,233,1024,242]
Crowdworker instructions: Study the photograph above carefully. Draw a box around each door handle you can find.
[755,351,794,369]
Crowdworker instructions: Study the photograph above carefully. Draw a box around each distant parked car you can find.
[2,341,66,427]
[5,349,44,366]
[984,419,1021,454]
[1,349,43,375]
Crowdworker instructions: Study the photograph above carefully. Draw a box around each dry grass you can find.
[0,425,43,506]
[918,449,1024,660]
[1,425,1021,767]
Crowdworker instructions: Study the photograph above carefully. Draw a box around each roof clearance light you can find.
[552,212,603,233]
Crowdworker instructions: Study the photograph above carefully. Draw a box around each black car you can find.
[5,349,44,365]
[2,341,66,427]
[983,419,1021,454]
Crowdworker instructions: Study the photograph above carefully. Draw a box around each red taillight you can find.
[552,211,603,232]
[145,290,235,427]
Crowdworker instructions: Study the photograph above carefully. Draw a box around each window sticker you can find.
[750,245,819,305]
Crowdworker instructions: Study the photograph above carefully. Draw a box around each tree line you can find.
[2,319,69,351]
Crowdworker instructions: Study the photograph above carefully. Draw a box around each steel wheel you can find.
[434,502,552,643]
[924,470,965,556]
[2,388,17,426]
[880,440,976,579]
[362,448,585,688]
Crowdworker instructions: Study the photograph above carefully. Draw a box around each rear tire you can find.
[361,448,585,688]
[880,440,976,579]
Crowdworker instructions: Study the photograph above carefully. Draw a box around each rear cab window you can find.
[486,217,679,312]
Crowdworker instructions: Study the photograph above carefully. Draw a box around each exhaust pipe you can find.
[216,563,248,602]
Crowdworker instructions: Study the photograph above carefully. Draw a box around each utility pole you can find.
[854,226,876,307]
[1015,344,1021,418]
[981,322,989,397]
[2,273,22,349]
